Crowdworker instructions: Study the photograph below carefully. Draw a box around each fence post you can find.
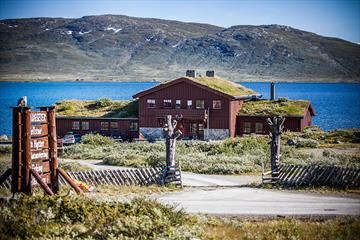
[266,116,285,182]
[163,115,182,185]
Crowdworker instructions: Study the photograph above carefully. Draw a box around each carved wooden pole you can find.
[163,115,182,184]
[266,116,285,181]
[11,107,22,193]
[22,107,32,194]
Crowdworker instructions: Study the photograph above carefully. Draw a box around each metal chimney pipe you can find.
[186,70,196,77]
[270,82,276,100]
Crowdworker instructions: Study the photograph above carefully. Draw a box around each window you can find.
[147,99,156,108]
[130,122,138,131]
[213,100,222,109]
[243,122,251,133]
[72,121,80,130]
[196,100,205,109]
[81,121,89,130]
[187,100,193,109]
[255,123,263,133]
[110,122,118,129]
[101,122,109,130]
[163,99,172,108]
[175,100,181,109]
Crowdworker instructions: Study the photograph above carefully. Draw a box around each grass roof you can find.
[186,76,258,97]
[239,99,310,116]
[55,98,138,118]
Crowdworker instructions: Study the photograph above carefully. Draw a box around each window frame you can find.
[110,122,119,130]
[243,122,251,133]
[212,100,222,109]
[72,121,80,130]
[195,100,205,109]
[100,121,109,131]
[130,122,138,131]
[163,99,172,108]
[187,100,193,109]
[147,99,156,108]
[81,121,89,130]
[255,122,263,134]
[175,99,181,109]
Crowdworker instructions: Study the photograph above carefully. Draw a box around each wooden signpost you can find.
[0,103,81,195]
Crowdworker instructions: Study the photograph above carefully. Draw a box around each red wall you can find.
[138,81,232,131]
[56,118,139,138]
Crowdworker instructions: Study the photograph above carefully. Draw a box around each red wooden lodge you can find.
[56,71,315,140]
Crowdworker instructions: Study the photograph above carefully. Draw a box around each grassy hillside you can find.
[0,15,359,82]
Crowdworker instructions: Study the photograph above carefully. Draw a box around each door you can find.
[190,122,204,140]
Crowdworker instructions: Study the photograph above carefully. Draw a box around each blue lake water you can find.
[0,81,359,136]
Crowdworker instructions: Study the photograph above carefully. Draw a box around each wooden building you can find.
[55,71,316,141]
[236,99,316,136]
[133,73,261,140]
[56,116,139,139]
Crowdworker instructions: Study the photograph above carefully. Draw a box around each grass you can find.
[202,216,360,240]
[56,98,138,117]
[187,76,258,96]
[239,98,310,116]
[0,193,358,240]
[0,194,200,239]
[61,129,360,175]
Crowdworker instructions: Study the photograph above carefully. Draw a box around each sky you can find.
[0,0,359,43]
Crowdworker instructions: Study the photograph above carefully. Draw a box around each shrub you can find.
[81,133,114,145]
[295,138,319,148]
[0,145,11,155]
[95,97,112,108]
[0,195,200,239]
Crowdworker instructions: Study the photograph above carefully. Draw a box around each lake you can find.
[1,82,359,136]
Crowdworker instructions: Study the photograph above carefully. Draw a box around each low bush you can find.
[0,145,11,155]
[81,133,114,145]
[0,195,199,239]
[95,97,112,108]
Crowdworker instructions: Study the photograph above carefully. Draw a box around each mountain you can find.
[0,15,359,82]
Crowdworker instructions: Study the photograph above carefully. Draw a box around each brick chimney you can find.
[206,70,214,77]
[186,70,196,77]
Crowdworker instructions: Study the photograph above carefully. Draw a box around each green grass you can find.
[203,216,360,240]
[188,76,258,96]
[239,98,310,116]
[56,98,138,118]
[61,130,360,175]
[0,195,199,239]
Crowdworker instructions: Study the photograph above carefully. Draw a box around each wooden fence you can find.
[1,166,182,189]
[263,163,360,188]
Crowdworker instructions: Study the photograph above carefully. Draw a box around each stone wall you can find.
[140,127,164,140]
[204,129,229,140]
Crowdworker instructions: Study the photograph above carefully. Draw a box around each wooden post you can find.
[21,107,32,194]
[0,169,12,186]
[58,168,82,194]
[42,106,59,193]
[30,169,54,195]
[163,115,182,185]
[11,107,22,193]
[266,116,285,181]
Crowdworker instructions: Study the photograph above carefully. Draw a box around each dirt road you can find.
[61,158,360,216]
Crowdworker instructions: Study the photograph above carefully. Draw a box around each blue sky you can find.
[0,0,359,43]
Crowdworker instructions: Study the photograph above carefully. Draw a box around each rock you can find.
[0,135,8,141]
[287,139,297,146]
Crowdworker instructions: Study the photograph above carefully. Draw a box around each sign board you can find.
[31,137,49,150]
[31,173,51,186]
[32,160,50,174]
[30,125,48,137]
[31,149,49,161]
[31,111,47,123]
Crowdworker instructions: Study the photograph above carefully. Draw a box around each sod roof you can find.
[55,99,138,118]
[185,76,258,97]
[238,99,312,116]
[133,76,259,98]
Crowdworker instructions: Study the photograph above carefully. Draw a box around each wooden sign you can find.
[30,125,48,137]
[32,160,50,174]
[31,173,51,186]
[31,149,49,161]
[31,137,49,150]
[31,111,47,123]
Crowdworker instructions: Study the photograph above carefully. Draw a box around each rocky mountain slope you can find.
[0,15,359,82]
